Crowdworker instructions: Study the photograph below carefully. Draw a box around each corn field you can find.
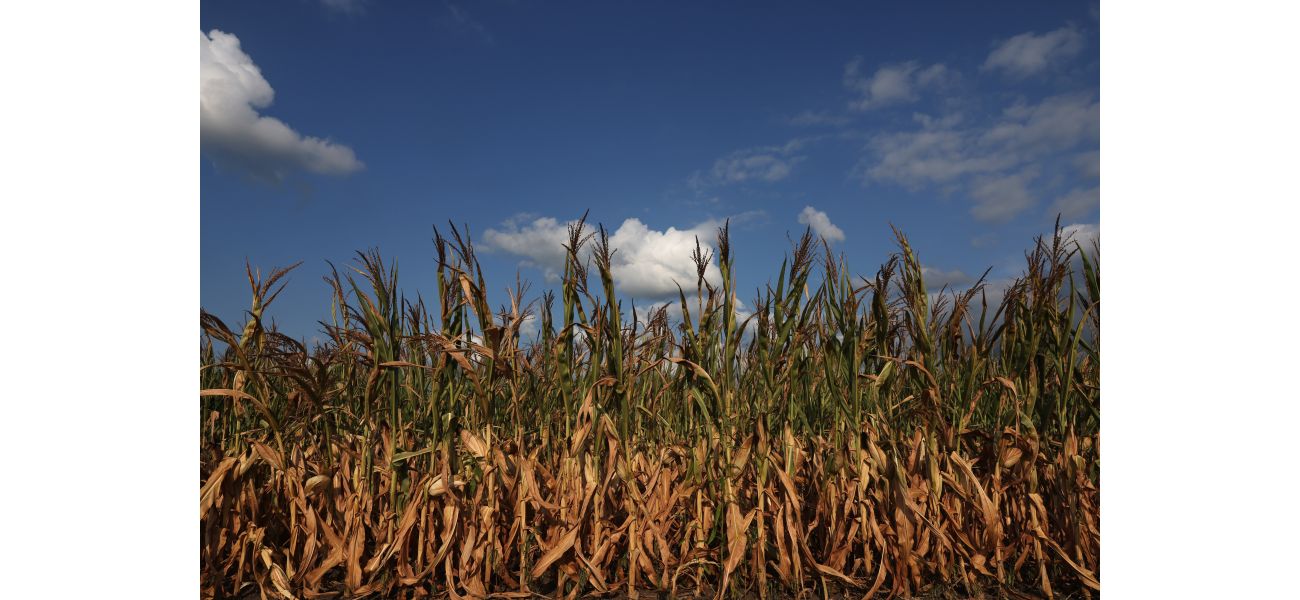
[200,218,1100,599]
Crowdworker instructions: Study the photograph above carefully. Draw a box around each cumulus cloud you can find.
[982,26,1085,78]
[843,58,952,111]
[608,219,724,297]
[862,93,1098,221]
[633,296,756,338]
[797,206,845,243]
[1049,187,1100,220]
[200,30,363,183]
[1061,222,1099,251]
[517,314,540,343]
[481,215,573,282]
[485,215,739,299]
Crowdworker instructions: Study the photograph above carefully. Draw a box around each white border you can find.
[0,1,197,596]
[1,1,1298,598]
[1105,1,1300,597]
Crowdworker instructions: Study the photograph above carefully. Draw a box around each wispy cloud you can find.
[861,92,1098,221]
[788,110,851,127]
[863,113,1016,187]
[200,30,363,183]
[709,153,798,184]
[319,0,369,14]
[797,206,845,243]
[921,266,975,291]
[1074,150,1100,179]
[982,26,1084,78]
[1049,186,1099,220]
[438,1,495,45]
[691,138,819,188]
[982,93,1100,153]
[970,233,999,249]
[970,169,1038,223]
[843,58,953,111]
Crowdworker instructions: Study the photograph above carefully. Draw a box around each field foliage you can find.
[200,219,1100,599]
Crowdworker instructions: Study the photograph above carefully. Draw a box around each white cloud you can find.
[797,206,845,243]
[970,170,1038,222]
[608,219,723,297]
[481,215,572,282]
[200,30,363,183]
[1061,222,1099,251]
[843,58,952,111]
[634,299,690,328]
[517,314,540,343]
[1049,186,1100,220]
[485,215,733,299]
[982,26,1084,78]
[635,296,755,335]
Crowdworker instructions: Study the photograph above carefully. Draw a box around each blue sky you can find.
[201,0,1099,340]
